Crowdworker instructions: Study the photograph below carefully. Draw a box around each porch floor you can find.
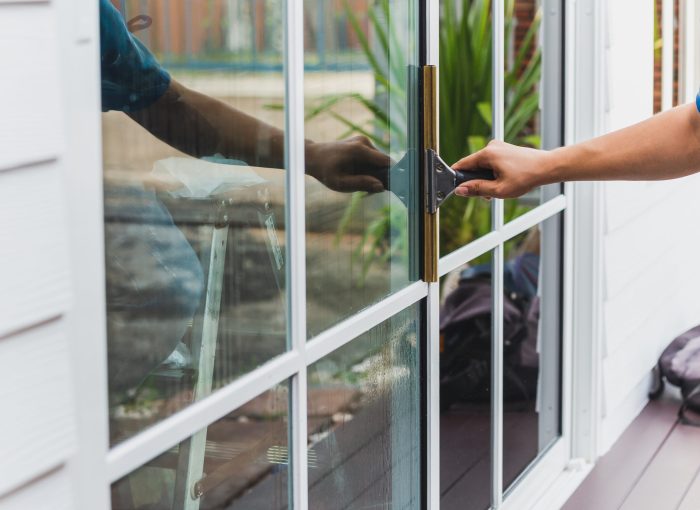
[563,391,700,510]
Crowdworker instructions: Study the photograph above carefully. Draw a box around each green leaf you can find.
[476,102,493,128]
[468,135,489,153]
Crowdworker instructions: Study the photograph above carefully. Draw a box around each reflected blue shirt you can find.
[100,0,170,112]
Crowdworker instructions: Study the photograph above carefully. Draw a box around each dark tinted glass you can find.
[440,251,493,510]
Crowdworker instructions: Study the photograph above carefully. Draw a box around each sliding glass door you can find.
[434,0,566,508]
[101,0,424,508]
[97,0,565,508]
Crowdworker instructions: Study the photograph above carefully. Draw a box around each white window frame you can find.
[431,1,573,509]
[61,0,580,509]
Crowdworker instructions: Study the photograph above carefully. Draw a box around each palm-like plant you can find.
[306,0,543,273]
[438,0,542,253]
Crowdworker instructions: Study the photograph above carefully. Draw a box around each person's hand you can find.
[305,136,391,193]
[453,140,557,199]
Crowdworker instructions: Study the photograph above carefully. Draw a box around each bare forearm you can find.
[546,103,700,184]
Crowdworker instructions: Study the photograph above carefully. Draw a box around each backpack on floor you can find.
[649,324,700,425]
[439,254,540,412]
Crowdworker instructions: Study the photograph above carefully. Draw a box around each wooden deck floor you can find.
[564,392,700,510]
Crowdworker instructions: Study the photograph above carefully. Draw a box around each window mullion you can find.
[491,0,505,508]
[284,0,308,508]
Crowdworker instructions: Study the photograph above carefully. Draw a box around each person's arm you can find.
[452,103,700,199]
[128,79,389,193]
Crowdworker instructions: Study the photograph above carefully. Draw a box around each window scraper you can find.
[388,149,495,211]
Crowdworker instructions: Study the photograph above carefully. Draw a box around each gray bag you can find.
[650,324,700,425]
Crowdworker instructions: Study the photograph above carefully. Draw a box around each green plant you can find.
[306,0,543,274]
[438,0,542,253]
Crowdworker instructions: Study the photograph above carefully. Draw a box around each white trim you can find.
[284,0,308,507]
[492,242,505,509]
[502,440,569,510]
[106,351,303,482]
[568,0,606,464]
[573,172,603,455]
[492,0,505,506]
[306,281,428,364]
[439,195,567,276]
[426,283,441,510]
[679,0,697,103]
[561,183,575,460]
[526,460,594,510]
[439,231,502,275]
[425,0,439,66]
[500,195,567,239]
[58,0,111,507]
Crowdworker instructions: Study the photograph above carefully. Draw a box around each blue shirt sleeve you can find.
[100,0,170,112]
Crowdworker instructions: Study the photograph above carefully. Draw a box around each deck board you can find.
[678,467,700,510]
[620,421,700,510]
[563,394,700,510]
[440,408,539,510]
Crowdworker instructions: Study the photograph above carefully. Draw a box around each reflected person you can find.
[100,0,390,402]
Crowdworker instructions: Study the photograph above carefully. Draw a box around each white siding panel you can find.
[0,3,62,172]
[603,244,676,354]
[0,320,76,497]
[602,182,697,300]
[604,180,682,233]
[0,162,72,338]
[603,243,700,416]
[600,373,652,454]
[605,0,654,130]
[0,468,73,510]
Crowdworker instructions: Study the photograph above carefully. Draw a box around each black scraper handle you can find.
[455,168,496,185]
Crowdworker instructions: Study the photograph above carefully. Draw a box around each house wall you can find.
[0,1,76,507]
[596,0,700,453]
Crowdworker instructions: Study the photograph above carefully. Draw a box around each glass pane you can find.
[438,0,493,256]
[503,0,562,219]
[439,251,493,510]
[304,0,421,337]
[111,384,290,509]
[307,304,421,509]
[503,215,562,489]
[101,0,288,445]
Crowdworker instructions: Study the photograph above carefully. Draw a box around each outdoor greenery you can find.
[438,0,542,253]
[306,0,543,276]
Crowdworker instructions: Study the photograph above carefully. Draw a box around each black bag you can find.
[439,254,540,412]
[650,324,700,425]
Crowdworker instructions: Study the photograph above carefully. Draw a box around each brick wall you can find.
[653,0,680,113]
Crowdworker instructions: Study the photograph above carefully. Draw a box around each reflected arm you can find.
[127,79,390,193]
[128,78,287,168]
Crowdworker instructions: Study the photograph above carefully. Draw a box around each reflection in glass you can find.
[100,0,289,444]
[307,305,421,509]
[439,217,562,502]
[503,215,562,489]
[304,0,421,336]
[111,384,290,510]
[439,252,492,510]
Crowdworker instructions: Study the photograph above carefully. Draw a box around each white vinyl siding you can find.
[0,0,76,506]
[595,0,700,453]
[0,468,73,510]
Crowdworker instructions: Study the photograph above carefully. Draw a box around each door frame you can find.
[425,0,580,509]
[61,0,582,509]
